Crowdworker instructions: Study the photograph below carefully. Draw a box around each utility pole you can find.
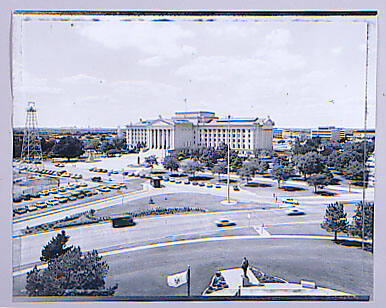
[227,115,231,203]
[361,22,369,250]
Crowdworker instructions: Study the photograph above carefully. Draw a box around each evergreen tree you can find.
[351,201,374,239]
[40,230,72,262]
[321,202,348,241]
[27,247,117,296]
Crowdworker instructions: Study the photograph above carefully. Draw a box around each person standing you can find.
[241,257,249,278]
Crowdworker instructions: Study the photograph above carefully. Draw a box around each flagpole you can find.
[187,265,191,296]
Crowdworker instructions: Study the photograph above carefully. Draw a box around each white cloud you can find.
[60,74,105,85]
[79,22,195,59]
[331,46,343,54]
[265,29,291,47]
[138,56,168,67]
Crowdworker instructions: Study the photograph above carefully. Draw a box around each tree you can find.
[270,164,295,188]
[40,137,56,155]
[237,165,254,184]
[106,148,121,157]
[84,139,101,151]
[40,230,73,262]
[306,173,332,193]
[52,136,84,161]
[342,161,369,185]
[145,155,158,166]
[26,247,117,296]
[101,140,115,153]
[181,159,204,176]
[351,201,374,239]
[296,152,325,180]
[211,161,227,180]
[321,202,348,241]
[162,156,180,172]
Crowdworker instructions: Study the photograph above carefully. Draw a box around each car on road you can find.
[97,187,111,192]
[112,215,135,228]
[215,219,236,227]
[286,208,306,216]
[282,198,299,205]
[55,163,64,167]
[233,185,240,191]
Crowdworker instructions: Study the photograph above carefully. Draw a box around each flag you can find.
[167,270,188,288]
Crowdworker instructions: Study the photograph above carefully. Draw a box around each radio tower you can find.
[21,102,43,162]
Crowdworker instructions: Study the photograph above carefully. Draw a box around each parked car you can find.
[91,176,102,182]
[199,182,205,187]
[35,201,47,209]
[215,184,221,189]
[233,185,240,191]
[26,205,38,212]
[206,183,213,188]
[216,219,236,227]
[192,182,198,186]
[184,180,190,185]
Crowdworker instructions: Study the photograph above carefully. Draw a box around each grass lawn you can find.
[95,193,274,218]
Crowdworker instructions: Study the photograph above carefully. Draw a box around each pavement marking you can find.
[253,226,271,236]
[13,234,368,277]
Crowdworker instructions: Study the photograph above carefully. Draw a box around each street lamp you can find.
[221,115,237,206]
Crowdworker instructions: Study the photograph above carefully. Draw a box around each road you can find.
[13,237,373,297]
[13,197,347,270]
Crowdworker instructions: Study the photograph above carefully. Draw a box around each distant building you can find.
[352,129,375,140]
[125,111,274,153]
[311,126,345,141]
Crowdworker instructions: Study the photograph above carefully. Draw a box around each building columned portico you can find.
[126,111,274,153]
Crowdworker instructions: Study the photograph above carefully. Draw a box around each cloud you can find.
[78,22,195,59]
[331,46,343,54]
[265,29,291,47]
[14,71,62,95]
[138,56,168,67]
[60,74,105,85]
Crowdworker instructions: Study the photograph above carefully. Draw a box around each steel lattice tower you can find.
[21,102,43,162]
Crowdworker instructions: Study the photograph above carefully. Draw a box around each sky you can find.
[12,14,377,129]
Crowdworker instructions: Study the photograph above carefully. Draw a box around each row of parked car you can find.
[19,166,83,179]
[13,185,97,216]
[13,182,89,203]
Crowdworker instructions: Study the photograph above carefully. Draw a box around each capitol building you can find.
[126,111,274,154]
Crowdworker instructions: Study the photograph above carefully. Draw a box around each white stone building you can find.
[125,111,274,153]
